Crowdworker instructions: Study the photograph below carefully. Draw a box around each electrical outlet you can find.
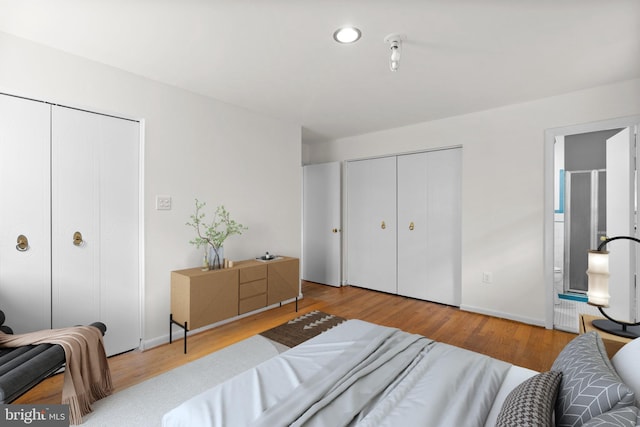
[482,272,493,284]
[156,195,172,210]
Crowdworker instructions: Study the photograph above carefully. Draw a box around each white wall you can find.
[0,32,302,346]
[304,78,640,326]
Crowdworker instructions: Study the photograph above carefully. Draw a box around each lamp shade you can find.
[586,250,610,307]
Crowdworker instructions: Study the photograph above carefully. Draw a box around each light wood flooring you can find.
[15,281,577,405]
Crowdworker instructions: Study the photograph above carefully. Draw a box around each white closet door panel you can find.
[346,157,396,293]
[51,107,100,329]
[397,152,429,299]
[52,107,140,356]
[0,95,51,332]
[98,117,140,355]
[425,148,461,305]
[398,149,461,305]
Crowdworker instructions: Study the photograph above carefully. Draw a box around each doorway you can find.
[544,117,640,332]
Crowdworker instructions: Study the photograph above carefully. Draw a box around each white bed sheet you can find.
[162,319,533,427]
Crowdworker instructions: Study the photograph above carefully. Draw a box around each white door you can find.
[605,127,636,322]
[425,148,461,305]
[346,157,397,294]
[397,149,461,305]
[0,95,51,333]
[397,153,428,299]
[302,162,341,286]
[51,106,140,356]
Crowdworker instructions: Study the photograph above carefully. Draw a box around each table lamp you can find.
[586,236,640,339]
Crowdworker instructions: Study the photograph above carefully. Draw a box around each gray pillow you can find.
[552,331,636,427]
[581,406,640,427]
[495,370,562,427]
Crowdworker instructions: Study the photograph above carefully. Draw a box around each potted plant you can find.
[186,199,247,269]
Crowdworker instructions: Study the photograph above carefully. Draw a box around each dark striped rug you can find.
[259,310,346,348]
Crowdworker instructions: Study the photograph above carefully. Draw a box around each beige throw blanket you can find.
[0,325,113,425]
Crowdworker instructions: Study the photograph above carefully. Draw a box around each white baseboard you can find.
[460,304,547,328]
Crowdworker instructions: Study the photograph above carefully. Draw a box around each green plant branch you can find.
[186,199,247,252]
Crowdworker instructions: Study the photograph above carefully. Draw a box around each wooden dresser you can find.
[170,257,299,352]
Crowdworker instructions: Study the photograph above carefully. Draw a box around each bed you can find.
[162,319,640,427]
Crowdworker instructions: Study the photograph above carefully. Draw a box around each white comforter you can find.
[162,320,532,427]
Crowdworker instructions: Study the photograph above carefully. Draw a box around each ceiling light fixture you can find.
[333,27,361,44]
[384,33,406,72]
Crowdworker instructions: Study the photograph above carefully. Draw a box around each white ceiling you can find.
[1,0,638,143]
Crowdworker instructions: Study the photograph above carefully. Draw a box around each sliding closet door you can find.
[98,115,141,355]
[397,148,461,305]
[425,148,461,306]
[397,152,429,300]
[0,95,51,333]
[346,157,397,293]
[51,106,140,356]
[51,107,99,331]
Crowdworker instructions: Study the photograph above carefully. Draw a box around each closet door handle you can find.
[16,234,29,252]
[73,231,84,247]
[409,222,414,231]
[381,221,386,230]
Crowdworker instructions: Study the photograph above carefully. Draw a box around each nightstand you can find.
[579,314,632,358]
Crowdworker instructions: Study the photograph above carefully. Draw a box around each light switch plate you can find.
[482,272,493,284]
[156,195,172,210]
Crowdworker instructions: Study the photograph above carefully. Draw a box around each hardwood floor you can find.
[15,281,577,405]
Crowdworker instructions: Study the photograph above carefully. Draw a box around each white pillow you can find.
[612,336,640,406]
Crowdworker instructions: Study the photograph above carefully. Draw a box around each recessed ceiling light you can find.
[333,27,361,44]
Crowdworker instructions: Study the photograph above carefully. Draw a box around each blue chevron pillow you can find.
[552,331,635,427]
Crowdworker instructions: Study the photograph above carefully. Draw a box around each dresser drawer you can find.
[239,264,267,283]
[239,279,267,299]
[239,293,267,314]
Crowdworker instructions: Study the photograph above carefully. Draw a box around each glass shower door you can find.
[564,169,606,293]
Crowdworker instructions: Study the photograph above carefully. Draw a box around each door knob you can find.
[332,228,339,233]
[381,221,386,230]
[16,235,29,252]
[409,222,415,231]
[73,231,84,247]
